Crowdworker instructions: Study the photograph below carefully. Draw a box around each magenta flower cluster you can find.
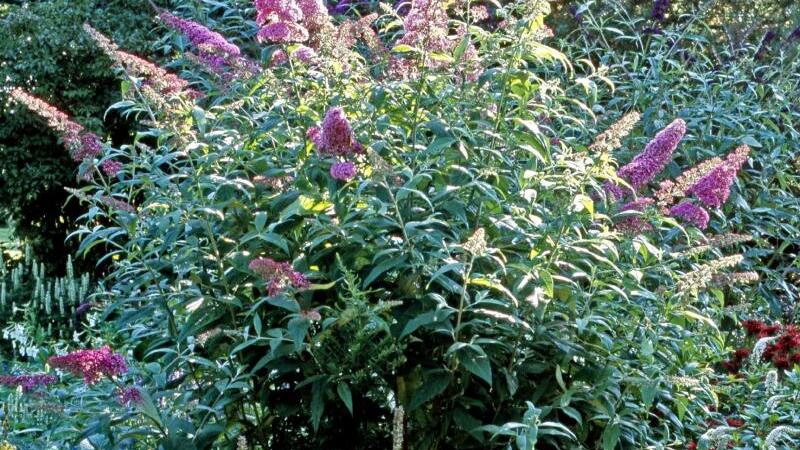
[101,159,123,177]
[249,257,310,296]
[669,201,710,229]
[254,0,329,43]
[309,107,363,181]
[0,373,58,393]
[390,0,480,80]
[686,146,748,209]
[48,346,127,384]
[320,107,356,155]
[617,118,687,190]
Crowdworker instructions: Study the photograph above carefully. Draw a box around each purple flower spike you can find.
[48,346,127,385]
[617,118,686,190]
[651,0,670,22]
[321,107,356,155]
[330,161,356,180]
[160,12,240,56]
[686,164,736,209]
[669,202,709,229]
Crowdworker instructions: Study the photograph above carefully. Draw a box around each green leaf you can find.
[539,270,554,297]
[253,313,262,336]
[460,351,492,386]
[409,370,451,411]
[255,212,267,232]
[400,311,437,339]
[337,382,354,415]
[310,379,326,431]
[364,256,407,286]
[391,44,418,53]
[602,422,620,450]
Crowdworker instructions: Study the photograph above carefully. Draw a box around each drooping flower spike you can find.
[0,373,58,393]
[686,145,750,209]
[9,88,103,162]
[159,12,240,56]
[83,24,195,100]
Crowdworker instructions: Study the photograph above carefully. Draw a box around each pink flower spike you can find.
[669,201,710,229]
[617,118,687,190]
[48,346,127,385]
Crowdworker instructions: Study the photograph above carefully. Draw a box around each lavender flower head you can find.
[686,164,736,208]
[48,346,127,384]
[617,118,686,190]
[331,161,356,180]
[651,0,670,22]
[255,0,303,24]
[669,202,710,229]
[292,45,317,63]
[257,21,310,43]
[322,107,355,153]
[254,0,327,43]
[160,12,240,56]
[9,88,102,162]
[309,107,360,155]
[73,132,103,161]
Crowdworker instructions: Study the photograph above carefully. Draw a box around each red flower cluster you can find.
[728,320,800,372]
[726,417,745,427]
[762,325,800,369]
[722,347,750,374]
[742,319,781,337]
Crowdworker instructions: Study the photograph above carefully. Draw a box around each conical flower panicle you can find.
[668,201,709,229]
[686,145,749,209]
[617,118,687,190]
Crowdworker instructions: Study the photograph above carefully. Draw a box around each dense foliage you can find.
[0,0,798,449]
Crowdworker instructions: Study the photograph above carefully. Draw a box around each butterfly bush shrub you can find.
[0,0,763,449]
